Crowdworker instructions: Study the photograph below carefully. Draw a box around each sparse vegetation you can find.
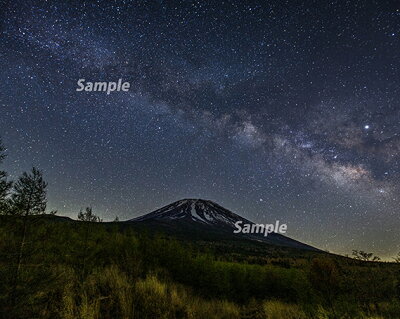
[352,250,381,262]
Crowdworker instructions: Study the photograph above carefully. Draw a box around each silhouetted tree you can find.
[77,207,102,278]
[78,206,102,222]
[352,250,381,261]
[9,167,48,308]
[0,138,12,213]
[393,252,400,263]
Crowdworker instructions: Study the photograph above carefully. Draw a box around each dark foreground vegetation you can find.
[1,215,400,319]
[1,138,400,319]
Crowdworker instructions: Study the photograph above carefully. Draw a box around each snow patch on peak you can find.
[190,202,209,224]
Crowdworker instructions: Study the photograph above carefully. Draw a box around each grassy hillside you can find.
[1,216,400,319]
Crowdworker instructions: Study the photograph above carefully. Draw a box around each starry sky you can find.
[0,0,399,258]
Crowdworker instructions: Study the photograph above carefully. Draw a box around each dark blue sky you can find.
[0,0,399,258]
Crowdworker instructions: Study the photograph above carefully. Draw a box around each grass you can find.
[1,216,400,319]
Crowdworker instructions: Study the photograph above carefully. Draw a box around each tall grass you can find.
[263,301,307,319]
[50,268,241,319]
[135,275,240,319]
[1,220,400,319]
[58,265,134,319]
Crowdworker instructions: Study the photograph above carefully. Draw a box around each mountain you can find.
[130,199,251,228]
[128,199,319,251]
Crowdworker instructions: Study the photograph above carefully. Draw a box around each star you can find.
[0,0,398,259]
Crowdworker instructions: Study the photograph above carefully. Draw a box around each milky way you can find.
[0,0,399,258]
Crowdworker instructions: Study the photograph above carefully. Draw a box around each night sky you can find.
[0,0,399,258]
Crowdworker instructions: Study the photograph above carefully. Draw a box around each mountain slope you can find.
[128,199,319,251]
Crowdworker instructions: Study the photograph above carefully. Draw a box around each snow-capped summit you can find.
[130,198,251,228]
[128,198,319,251]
